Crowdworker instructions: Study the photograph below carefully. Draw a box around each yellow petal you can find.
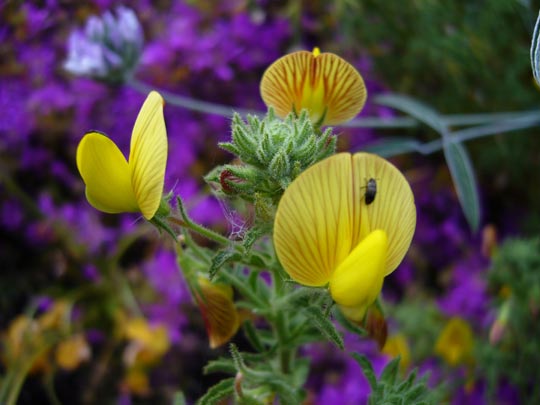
[274,154,354,286]
[260,51,367,125]
[195,277,240,349]
[382,333,411,371]
[351,153,416,275]
[329,229,388,310]
[129,91,167,219]
[55,334,91,371]
[76,132,138,214]
[434,317,474,366]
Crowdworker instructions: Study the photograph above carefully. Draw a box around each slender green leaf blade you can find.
[304,306,344,349]
[375,94,449,136]
[197,378,235,405]
[362,137,423,157]
[443,141,480,232]
[351,353,377,389]
[531,11,540,86]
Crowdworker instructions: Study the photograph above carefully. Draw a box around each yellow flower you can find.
[434,317,474,366]
[260,48,367,126]
[55,334,91,371]
[124,317,170,366]
[76,91,167,220]
[382,333,411,371]
[274,153,416,320]
[194,276,240,349]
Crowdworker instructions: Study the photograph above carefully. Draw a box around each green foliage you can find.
[353,354,442,405]
[341,0,537,113]
[477,237,540,404]
[374,94,481,232]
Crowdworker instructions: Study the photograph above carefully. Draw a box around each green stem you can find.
[127,78,540,129]
[169,216,230,246]
[270,268,293,374]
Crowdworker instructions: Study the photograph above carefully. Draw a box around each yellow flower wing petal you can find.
[129,91,167,220]
[260,51,367,125]
[316,52,367,125]
[76,132,138,214]
[274,153,354,286]
[329,229,388,309]
[196,277,240,349]
[351,153,416,275]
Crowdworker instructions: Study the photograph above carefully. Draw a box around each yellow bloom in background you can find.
[382,333,411,371]
[55,334,91,371]
[434,317,474,366]
[194,276,240,349]
[76,91,167,220]
[124,317,170,366]
[260,48,367,126]
[274,153,416,320]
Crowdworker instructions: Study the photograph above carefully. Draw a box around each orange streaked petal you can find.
[76,132,139,214]
[351,153,416,275]
[196,277,240,349]
[274,153,354,286]
[129,91,167,220]
[260,51,367,125]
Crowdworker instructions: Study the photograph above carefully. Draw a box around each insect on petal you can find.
[129,91,167,220]
[76,131,138,214]
[274,153,354,286]
[351,153,416,276]
[260,50,367,126]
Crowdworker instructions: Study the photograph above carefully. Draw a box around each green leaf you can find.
[242,320,265,353]
[362,137,423,158]
[292,358,311,388]
[197,378,235,405]
[380,357,401,385]
[442,141,480,232]
[304,306,344,349]
[173,391,187,405]
[267,378,302,404]
[333,306,367,337]
[203,358,237,375]
[210,250,241,279]
[531,11,540,86]
[351,353,377,390]
[375,93,449,136]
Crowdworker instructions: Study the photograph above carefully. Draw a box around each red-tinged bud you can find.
[220,169,244,194]
[489,301,510,345]
[365,306,388,350]
[481,224,498,258]
[234,372,244,398]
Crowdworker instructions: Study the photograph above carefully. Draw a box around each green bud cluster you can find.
[354,354,442,405]
[206,108,336,205]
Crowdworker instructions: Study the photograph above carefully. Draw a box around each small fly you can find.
[365,178,377,205]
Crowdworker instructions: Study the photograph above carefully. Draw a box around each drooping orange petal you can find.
[351,153,416,276]
[195,277,240,349]
[129,91,167,219]
[274,153,354,286]
[260,50,367,126]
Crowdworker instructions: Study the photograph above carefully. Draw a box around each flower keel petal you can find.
[330,229,388,312]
